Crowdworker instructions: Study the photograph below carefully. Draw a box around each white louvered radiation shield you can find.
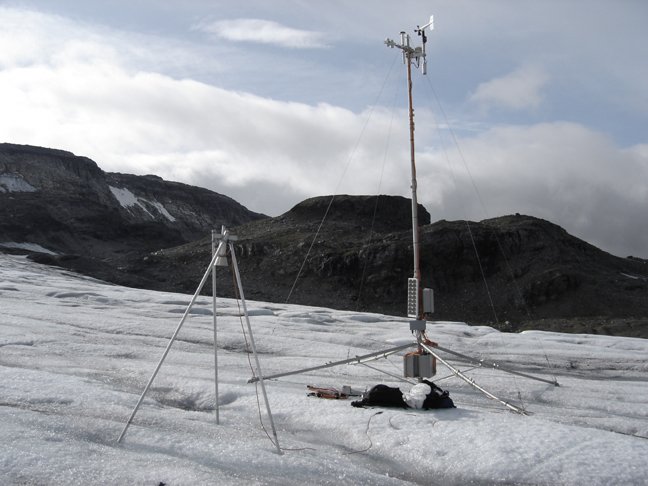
[407,277,419,318]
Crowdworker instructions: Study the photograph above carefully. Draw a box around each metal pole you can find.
[420,342,528,415]
[358,362,417,384]
[434,344,559,387]
[117,250,222,443]
[248,342,416,383]
[406,48,422,311]
[229,244,282,455]
[211,230,220,424]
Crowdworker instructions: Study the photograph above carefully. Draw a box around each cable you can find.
[229,260,282,451]
[419,76,499,326]
[423,75,558,386]
[285,51,400,304]
[355,84,401,312]
[465,220,500,324]
[343,411,383,455]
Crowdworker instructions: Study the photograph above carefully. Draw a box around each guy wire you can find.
[285,51,400,304]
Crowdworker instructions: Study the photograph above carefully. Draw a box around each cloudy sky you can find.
[1,1,647,258]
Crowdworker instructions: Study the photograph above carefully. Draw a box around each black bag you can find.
[351,381,456,409]
[351,384,407,408]
[420,380,455,409]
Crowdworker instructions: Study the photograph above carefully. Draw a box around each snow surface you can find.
[1,253,647,485]
[0,174,37,193]
[109,185,176,222]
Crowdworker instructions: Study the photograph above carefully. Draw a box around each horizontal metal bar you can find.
[435,345,559,387]
[420,342,528,415]
[248,342,416,383]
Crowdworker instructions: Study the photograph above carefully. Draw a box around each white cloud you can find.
[468,65,549,111]
[0,9,405,214]
[195,18,328,49]
[1,6,647,258]
[419,122,648,257]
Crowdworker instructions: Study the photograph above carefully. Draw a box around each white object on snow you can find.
[403,382,431,409]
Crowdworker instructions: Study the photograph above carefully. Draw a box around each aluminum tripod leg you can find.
[435,344,559,386]
[230,245,282,455]
[212,230,220,424]
[117,250,220,443]
[420,342,528,415]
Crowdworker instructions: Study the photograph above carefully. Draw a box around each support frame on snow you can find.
[248,18,559,412]
[117,226,282,454]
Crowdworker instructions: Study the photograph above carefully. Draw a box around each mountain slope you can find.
[0,143,265,277]
[133,195,648,337]
[1,145,646,337]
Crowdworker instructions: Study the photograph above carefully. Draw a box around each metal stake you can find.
[211,229,220,424]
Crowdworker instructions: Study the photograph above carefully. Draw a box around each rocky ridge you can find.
[0,143,265,282]
[1,144,646,337]
[133,195,648,337]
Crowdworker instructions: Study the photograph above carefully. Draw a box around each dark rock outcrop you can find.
[128,196,648,337]
[0,143,265,270]
[2,144,646,338]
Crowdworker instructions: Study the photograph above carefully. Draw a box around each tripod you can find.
[117,226,281,454]
[249,322,558,415]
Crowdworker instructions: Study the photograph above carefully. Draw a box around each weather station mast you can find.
[385,16,436,379]
[246,16,554,415]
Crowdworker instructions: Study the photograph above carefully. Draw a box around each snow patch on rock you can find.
[0,174,37,193]
[109,185,176,222]
[0,242,57,255]
[148,200,176,222]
